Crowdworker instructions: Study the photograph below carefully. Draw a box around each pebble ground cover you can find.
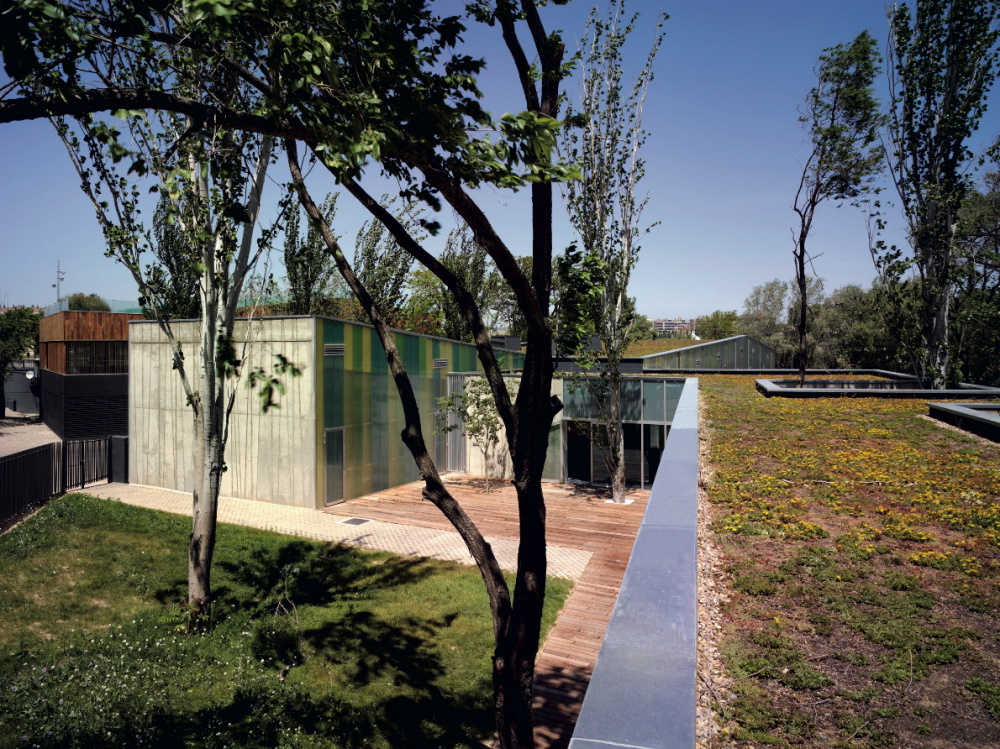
[0,494,570,748]
[702,376,999,747]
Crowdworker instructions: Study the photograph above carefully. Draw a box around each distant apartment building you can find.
[652,317,695,335]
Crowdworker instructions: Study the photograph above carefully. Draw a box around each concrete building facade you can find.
[129,316,523,508]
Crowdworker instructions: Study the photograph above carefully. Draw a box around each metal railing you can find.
[0,438,111,531]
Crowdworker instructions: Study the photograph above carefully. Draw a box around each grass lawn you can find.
[623,338,711,357]
[0,494,571,748]
[702,376,1000,747]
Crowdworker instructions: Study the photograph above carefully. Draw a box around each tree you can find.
[143,196,202,320]
[696,309,739,339]
[738,279,795,366]
[66,292,111,311]
[353,197,418,326]
[951,169,1000,384]
[437,376,504,493]
[437,227,500,342]
[785,275,827,369]
[629,312,655,342]
[493,254,533,340]
[560,0,664,503]
[284,193,340,316]
[811,283,904,370]
[402,226,505,341]
[880,0,1000,387]
[792,30,882,383]
[2,1,582,743]
[50,17,281,625]
[0,307,40,414]
[739,279,790,340]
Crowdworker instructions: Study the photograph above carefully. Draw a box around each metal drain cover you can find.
[339,517,373,526]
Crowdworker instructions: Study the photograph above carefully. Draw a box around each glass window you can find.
[642,380,665,423]
[565,420,592,482]
[620,379,642,421]
[624,423,642,485]
[643,423,666,488]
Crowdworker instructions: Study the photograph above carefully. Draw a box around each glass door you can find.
[324,428,345,505]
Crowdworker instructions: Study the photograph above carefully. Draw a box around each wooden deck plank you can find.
[328,475,648,748]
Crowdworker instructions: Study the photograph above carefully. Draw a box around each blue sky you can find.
[1,0,997,318]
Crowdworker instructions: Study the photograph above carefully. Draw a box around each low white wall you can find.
[456,374,556,480]
[129,317,317,507]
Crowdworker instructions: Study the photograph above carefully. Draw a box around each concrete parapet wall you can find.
[570,378,699,749]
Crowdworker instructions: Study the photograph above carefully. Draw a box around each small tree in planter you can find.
[438,376,504,493]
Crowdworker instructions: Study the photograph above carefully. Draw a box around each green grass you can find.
[0,494,571,748]
[623,338,712,357]
[703,376,1000,747]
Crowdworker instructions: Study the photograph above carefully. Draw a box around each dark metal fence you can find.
[0,438,111,531]
[61,438,109,492]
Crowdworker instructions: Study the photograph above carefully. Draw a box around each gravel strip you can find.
[696,396,733,747]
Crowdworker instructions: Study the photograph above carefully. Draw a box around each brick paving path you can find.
[86,482,592,580]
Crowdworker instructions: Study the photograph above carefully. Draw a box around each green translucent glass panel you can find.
[324,428,344,503]
[542,424,562,481]
[320,318,487,501]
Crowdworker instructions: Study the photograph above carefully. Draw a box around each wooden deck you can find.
[330,475,649,748]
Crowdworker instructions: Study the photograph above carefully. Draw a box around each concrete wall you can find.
[450,373,557,480]
[129,317,318,507]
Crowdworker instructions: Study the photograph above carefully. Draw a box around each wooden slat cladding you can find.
[38,312,65,342]
[39,341,65,373]
[39,311,143,343]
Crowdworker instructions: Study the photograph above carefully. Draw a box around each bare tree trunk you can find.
[796,232,808,386]
[608,373,626,503]
[926,282,950,388]
[495,321,557,748]
[189,248,224,625]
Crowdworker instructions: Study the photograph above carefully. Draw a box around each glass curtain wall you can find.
[641,335,775,369]
[561,377,681,488]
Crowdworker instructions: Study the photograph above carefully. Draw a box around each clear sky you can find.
[1,0,997,318]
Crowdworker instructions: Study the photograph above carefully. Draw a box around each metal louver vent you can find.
[433,359,449,369]
[324,344,346,356]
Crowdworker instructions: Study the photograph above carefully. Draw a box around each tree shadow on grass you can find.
[301,609,492,746]
[216,539,435,612]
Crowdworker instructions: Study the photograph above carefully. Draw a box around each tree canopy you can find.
[0,306,40,414]
[1,2,585,744]
[879,0,1000,387]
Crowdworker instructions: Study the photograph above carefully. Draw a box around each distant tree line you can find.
[693,156,1000,387]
